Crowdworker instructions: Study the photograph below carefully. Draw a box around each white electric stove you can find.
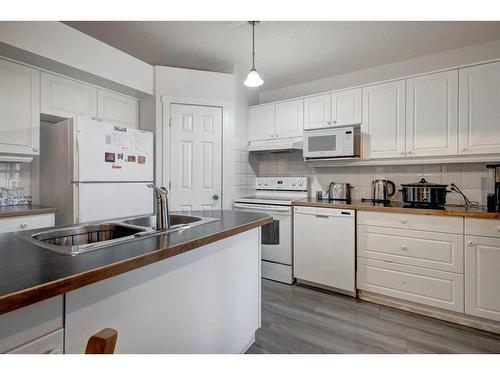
[233,177,309,284]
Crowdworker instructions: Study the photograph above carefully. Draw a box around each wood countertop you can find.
[293,198,500,219]
[0,210,272,315]
[0,205,57,219]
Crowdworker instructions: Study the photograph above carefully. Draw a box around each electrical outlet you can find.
[8,179,19,189]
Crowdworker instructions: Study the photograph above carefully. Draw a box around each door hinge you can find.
[169,181,171,190]
[169,118,172,127]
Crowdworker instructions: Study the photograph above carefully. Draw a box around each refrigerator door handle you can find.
[75,131,82,181]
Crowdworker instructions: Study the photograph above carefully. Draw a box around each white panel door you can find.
[304,94,331,130]
[40,72,98,119]
[331,88,362,127]
[362,80,406,159]
[465,235,500,321]
[274,99,304,138]
[459,61,500,155]
[248,105,274,141]
[97,89,139,128]
[170,104,222,211]
[0,59,40,155]
[406,70,458,157]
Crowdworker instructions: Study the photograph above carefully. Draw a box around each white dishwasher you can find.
[293,206,355,296]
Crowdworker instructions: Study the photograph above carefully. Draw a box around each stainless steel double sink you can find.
[21,214,219,256]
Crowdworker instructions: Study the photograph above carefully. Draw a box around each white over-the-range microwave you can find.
[303,126,361,159]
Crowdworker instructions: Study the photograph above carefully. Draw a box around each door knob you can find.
[213,194,219,200]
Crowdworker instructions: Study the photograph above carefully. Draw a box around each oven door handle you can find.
[233,203,291,212]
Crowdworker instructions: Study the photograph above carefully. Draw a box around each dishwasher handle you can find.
[294,206,355,218]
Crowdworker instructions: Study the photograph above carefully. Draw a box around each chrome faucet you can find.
[147,184,171,230]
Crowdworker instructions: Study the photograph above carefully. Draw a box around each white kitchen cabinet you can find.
[293,206,355,294]
[304,94,331,130]
[248,104,274,141]
[465,235,500,321]
[97,89,139,128]
[331,88,362,127]
[41,72,98,119]
[274,99,304,138]
[357,258,464,313]
[7,329,63,354]
[0,59,40,155]
[459,61,500,155]
[362,80,406,159]
[0,213,55,234]
[0,296,63,353]
[406,70,458,157]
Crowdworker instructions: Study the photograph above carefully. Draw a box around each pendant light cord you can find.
[251,21,256,69]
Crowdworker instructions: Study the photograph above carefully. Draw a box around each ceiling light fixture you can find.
[244,21,264,88]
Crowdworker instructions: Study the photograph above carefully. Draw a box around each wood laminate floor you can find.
[246,279,500,354]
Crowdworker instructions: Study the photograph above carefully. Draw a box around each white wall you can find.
[0,21,153,96]
[154,65,257,209]
[259,38,500,103]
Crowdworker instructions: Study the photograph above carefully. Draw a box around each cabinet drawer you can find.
[357,211,463,234]
[357,258,464,312]
[0,296,63,353]
[0,213,54,234]
[465,218,500,238]
[357,225,463,273]
[7,329,63,354]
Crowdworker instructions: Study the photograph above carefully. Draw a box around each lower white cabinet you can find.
[7,329,63,354]
[0,213,55,234]
[357,258,464,313]
[465,235,500,321]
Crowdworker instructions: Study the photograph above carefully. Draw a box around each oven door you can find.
[233,202,292,265]
[303,128,345,158]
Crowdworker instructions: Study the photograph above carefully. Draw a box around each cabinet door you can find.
[6,329,63,354]
[248,104,274,141]
[0,59,40,155]
[465,235,500,321]
[41,72,98,119]
[331,88,362,127]
[97,90,139,128]
[406,70,458,157]
[362,80,406,159]
[459,61,500,155]
[303,94,331,130]
[274,99,303,138]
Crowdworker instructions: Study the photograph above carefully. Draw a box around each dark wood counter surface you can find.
[0,210,271,315]
[293,198,500,219]
[0,205,57,219]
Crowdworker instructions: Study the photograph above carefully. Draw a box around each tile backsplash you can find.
[0,162,32,206]
[251,151,490,205]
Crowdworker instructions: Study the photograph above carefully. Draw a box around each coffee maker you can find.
[486,163,500,212]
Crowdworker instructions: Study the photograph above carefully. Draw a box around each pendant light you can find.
[244,21,264,87]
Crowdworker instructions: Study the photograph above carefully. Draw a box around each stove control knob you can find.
[264,182,269,186]
[298,180,304,187]
[258,181,263,186]
[291,181,296,187]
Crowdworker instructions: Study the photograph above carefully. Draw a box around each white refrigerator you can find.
[40,117,154,225]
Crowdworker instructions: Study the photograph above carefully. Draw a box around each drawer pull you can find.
[315,214,329,219]
[401,218,407,224]
[401,245,408,250]
[20,223,28,229]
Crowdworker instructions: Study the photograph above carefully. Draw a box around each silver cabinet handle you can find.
[333,120,337,124]
[275,133,279,137]
[496,226,500,232]
[32,147,39,152]
[401,245,408,250]
[213,194,219,200]
[20,223,28,229]
[401,218,407,224]
[408,150,413,154]
[468,240,473,246]
[91,116,97,121]
[400,151,405,155]
[327,121,332,125]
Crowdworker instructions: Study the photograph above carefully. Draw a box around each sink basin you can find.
[120,214,202,229]
[22,213,219,256]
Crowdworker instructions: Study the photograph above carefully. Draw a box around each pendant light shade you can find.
[244,21,264,88]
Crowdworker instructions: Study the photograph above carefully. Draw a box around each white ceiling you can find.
[64,21,500,91]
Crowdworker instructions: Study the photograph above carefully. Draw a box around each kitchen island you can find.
[0,210,271,353]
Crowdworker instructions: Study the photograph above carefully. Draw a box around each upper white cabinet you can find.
[406,70,458,157]
[0,59,40,156]
[97,90,139,128]
[41,72,139,128]
[41,72,98,119]
[304,94,331,130]
[248,104,275,141]
[362,80,406,159]
[274,99,304,138]
[459,61,500,155]
[331,88,362,127]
